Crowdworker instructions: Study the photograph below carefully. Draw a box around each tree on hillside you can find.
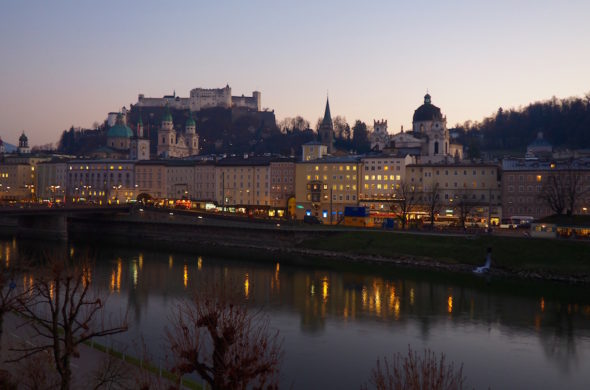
[9,255,128,390]
[333,116,351,140]
[167,287,282,389]
[463,93,590,152]
[352,120,371,154]
[278,116,310,133]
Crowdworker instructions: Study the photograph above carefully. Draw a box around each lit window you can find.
[536,175,542,182]
[315,166,319,171]
[384,166,389,171]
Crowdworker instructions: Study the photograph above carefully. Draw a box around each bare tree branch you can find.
[166,286,283,389]
[9,254,128,390]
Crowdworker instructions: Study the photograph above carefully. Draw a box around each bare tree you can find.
[539,172,567,215]
[0,261,28,351]
[166,288,282,390]
[424,182,442,229]
[564,168,589,216]
[333,116,350,140]
[539,163,589,216]
[391,182,418,229]
[362,346,465,390]
[278,116,310,133]
[9,257,128,390]
[453,191,479,229]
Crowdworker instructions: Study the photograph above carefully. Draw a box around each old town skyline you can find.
[2,0,590,145]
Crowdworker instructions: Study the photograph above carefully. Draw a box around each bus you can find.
[501,215,534,229]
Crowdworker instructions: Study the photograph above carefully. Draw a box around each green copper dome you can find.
[107,113,133,138]
[107,123,133,138]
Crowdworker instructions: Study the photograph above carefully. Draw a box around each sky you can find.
[1,0,590,146]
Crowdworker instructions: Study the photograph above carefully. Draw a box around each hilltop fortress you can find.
[135,84,261,112]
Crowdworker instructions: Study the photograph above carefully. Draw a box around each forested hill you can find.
[454,94,590,155]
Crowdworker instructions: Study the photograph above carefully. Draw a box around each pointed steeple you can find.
[137,110,144,138]
[321,97,333,128]
[162,104,173,123]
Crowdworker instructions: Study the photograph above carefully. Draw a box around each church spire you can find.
[321,97,333,128]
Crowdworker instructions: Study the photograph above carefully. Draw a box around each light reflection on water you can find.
[3,238,590,389]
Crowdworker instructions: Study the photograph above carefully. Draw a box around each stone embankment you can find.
[64,210,590,285]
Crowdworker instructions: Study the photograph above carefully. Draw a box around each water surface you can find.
[3,238,590,389]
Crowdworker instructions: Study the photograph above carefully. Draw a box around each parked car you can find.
[303,215,322,225]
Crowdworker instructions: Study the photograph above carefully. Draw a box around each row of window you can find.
[416,169,496,176]
[363,166,401,171]
[69,165,130,171]
[306,194,358,201]
[312,165,358,171]
[364,175,402,181]
[306,175,358,181]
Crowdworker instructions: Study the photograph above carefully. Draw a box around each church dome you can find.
[107,114,133,138]
[19,132,28,142]
[107,123,133,138]
[412,94,443,122]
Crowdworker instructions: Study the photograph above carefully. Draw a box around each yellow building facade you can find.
[295,157,360,223]
[406,163,501,223]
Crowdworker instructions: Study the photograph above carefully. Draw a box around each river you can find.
[2,237,590,389]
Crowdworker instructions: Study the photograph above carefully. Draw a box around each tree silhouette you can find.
[9,256,128,390]
[167,288,282,389]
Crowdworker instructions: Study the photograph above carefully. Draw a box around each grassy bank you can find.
[297,231,590,275]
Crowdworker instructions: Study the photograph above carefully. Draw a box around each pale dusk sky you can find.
[1,0,589,146]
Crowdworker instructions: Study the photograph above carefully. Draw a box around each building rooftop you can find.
[413,94,443,122]
[502,157,590,171]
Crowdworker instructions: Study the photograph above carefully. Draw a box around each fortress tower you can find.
[371,119,390,151]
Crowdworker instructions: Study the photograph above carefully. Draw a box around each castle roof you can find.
[107,114,133,138]
[19,132,28,142]
[413,93,443,122]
